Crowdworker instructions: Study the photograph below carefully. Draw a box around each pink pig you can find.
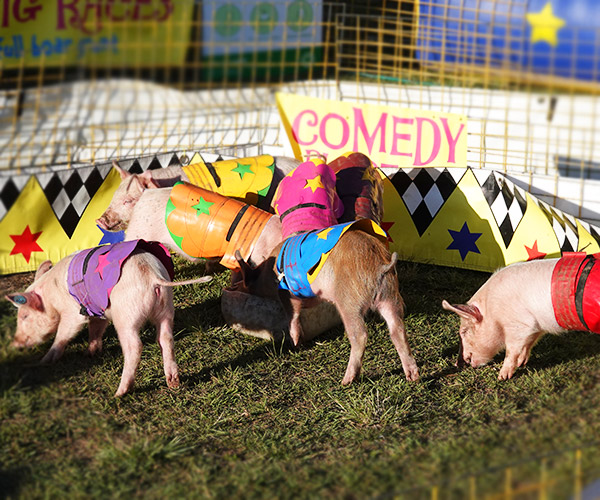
[7,242,212,396]
[97,156,300,231]
[442,253,600,380]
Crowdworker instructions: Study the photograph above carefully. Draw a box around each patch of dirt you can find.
[0,272,35,297]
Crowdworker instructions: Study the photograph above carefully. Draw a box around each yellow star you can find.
[317,227,333,240]
[304,175,325,193]
[526,2,565,47]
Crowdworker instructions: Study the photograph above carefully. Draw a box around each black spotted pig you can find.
[97,155,300,231]
[442,253,600,380]
[6,240,212,397]
[234,220,420,386]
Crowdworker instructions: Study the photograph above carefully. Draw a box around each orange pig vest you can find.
[165,182,273,270]
[551,252,600,333]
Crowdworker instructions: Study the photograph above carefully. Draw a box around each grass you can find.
[2,257,600,499]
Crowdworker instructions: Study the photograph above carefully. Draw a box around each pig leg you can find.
[41,315,87,364]
[112,317,143,397]
[338,308,369,386]
[155,315,179,389]
[87,317,108,357]
[377,300,419,381]
[279,290,304,346]
[498,332,542,380]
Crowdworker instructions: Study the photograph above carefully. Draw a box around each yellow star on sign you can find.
[317,227,333,240]
[304,175,325,193]
[526,2,565,47]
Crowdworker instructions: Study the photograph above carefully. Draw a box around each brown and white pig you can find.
[233,220,420,386]
[442,253,600,380]
[6,240,212,396]
[97,155,300,231]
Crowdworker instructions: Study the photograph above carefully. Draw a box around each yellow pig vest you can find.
[183,155,276,210]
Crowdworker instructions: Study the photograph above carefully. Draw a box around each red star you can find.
[381,221,395,243]
[525,240,547,261]
[10,226,43,263]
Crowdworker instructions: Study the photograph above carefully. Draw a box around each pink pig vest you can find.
[68,240,174,318]
[273,160,343,239]
[551,253,600,333]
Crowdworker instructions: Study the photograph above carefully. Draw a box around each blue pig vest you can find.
[276,220,388,299]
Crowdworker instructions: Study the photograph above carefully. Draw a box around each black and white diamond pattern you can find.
[473,170,528,248]
[534,199,579,253]
[0,174,29,222]
[579,219,600,249]
[36,163,112,238]
[390,167,465,236]
[114,152,185,174]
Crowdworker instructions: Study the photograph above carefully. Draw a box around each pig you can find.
[328,152,384,225]
[97,155,300,231]
[442,253,600,380]
[101,183,283,273]
[6,240,212,396]
[233,220,420,386]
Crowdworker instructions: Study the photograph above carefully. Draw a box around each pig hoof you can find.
[498,367,514,380]
[87,346,102,357]
[114,387,129,397]
[166,373,180,389]
[405,366,420,382]
[40,350,60,364]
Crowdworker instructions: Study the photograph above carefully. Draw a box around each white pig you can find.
[442,254,600,380]
[7,246,212,396]
[97,156,300,231]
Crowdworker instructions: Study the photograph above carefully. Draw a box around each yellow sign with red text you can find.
[276,93,467,168]
[0,0,193,68]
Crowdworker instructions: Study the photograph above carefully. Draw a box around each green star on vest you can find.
[192,197,213,216]
[232,162,254,179]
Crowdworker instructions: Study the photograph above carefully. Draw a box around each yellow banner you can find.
[276,93,467,169]
[0,0,193,68]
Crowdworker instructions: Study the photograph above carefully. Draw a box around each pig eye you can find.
[124,198,133,205]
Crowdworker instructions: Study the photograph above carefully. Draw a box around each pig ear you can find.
[35,260,53,281]
[139,171,160,189]
[235,250,256,286]
[442,300,482,323]
[6,291,44,311]
[113,160,130,179]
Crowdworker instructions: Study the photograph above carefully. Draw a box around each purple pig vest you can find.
[68,240,174,318]
[273,160,343,239]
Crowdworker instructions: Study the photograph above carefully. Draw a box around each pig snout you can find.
[95,213,125,232]
[11,333,40,349]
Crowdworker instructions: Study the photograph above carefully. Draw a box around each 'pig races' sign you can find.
[276,93,467,169]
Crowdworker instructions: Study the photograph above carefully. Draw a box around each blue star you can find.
[447,222,482,261]
[97,225,125,245]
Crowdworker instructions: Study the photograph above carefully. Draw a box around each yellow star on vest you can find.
[317,227,333,240]
[304,175,325,193]
[526,2,565,47]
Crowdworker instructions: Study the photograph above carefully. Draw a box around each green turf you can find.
[1,258,600,499]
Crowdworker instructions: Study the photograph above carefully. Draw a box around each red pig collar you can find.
[551,253,600,333]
